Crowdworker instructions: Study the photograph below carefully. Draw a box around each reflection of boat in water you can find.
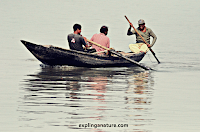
[22,66,134,100]
[25,66,122,83]
[21,40,146,67]
[19,66,155,131]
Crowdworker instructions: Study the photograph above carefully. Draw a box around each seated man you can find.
[90,26,110,52]
[68,24,94,52]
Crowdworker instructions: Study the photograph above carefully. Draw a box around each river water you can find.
[1,0,200,132]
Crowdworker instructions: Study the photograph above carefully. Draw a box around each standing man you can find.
[90,26,110,52]
[127,19,157,48]
[67,24,89,52]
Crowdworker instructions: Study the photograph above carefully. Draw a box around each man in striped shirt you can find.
[90,26,110,52]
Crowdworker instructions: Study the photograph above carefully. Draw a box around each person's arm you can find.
[80,36,88,48]
[107,38,110,48]
[127,25,133,35]
[83,37,91,48]
[89,34,95,46]
[150,29,157,47]
[67,35,70,43]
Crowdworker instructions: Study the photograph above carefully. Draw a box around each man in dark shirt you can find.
[67,24,89,51]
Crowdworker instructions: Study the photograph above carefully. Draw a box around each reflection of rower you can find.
[125,71,154,104]
[124,71,155,128]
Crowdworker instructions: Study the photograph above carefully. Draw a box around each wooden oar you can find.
[125,15,160,64]
[87,39,152,70]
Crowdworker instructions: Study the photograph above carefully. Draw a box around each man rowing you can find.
[127,19,157,48]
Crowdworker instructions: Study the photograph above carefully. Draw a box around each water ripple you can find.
[19,66,155,131]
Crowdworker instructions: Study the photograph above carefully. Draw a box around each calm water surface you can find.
[19,66,154,131]
[1,0,200,132]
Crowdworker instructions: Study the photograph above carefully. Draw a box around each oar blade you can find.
[109,49,153,70]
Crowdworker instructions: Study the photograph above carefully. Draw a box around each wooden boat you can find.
[21,40,146,68]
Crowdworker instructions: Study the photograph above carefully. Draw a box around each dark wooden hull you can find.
[21,40,146,68]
